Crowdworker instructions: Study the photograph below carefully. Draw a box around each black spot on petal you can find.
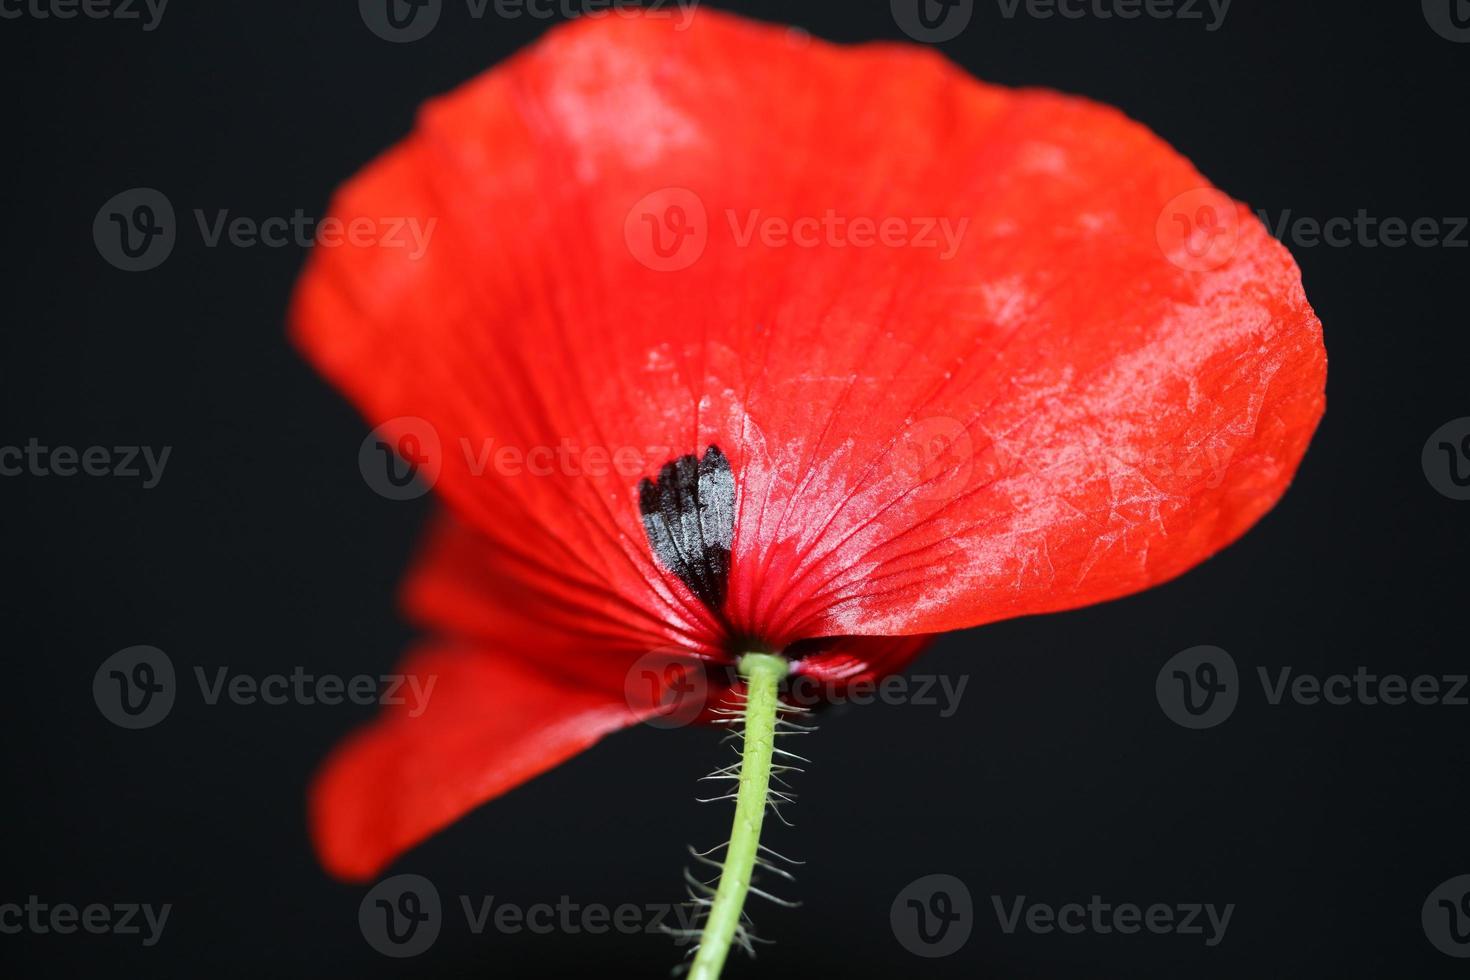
[638,445,734,612]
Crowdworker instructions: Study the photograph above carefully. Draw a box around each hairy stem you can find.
[688,652,789,980]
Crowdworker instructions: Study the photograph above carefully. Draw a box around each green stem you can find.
[688,652,789,980]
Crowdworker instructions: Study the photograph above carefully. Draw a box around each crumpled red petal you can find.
[292,9,1325,878]
[293,10,1324,649]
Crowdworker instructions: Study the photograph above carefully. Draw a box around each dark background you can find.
[2,1,1467,976]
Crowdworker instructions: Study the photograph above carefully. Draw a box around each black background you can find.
[2,1,1467,977]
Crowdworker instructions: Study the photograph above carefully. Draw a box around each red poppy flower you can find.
[291,8,1324,974]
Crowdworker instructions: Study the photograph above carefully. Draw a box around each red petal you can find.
[401,511,724,672]
[308,641,641,881]
[789,634,936,687]
[292,11,1324,655]
[295,11,1326,875]
[313,512,937,878]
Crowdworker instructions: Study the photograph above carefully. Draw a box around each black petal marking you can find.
[638,445,735,612]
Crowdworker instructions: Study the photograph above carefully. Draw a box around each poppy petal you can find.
[402,510,934,698]
[789,633,936,687]
[295,5,1323,696]
[312,510,944,879]
[308,641,642,882]
[292,11,1323,676]
[400,510,724,680]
